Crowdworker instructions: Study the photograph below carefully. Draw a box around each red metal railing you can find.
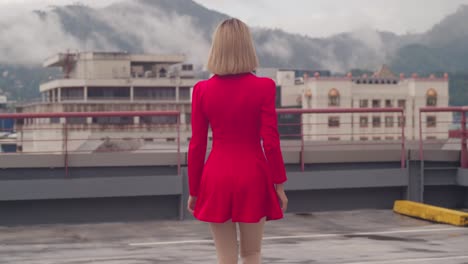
[419,106,467,168]
[277,108,406,170]
[1,108,407,176]
[0,111,183,176]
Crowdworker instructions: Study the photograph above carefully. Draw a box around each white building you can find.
[18,51,201,153]
[271,65,451,141]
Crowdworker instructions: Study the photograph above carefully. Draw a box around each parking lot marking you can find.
[343,255,468,264]
[129,226,464,247]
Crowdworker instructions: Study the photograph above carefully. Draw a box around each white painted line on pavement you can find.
[129,226,465,247]
[343,255,468,264]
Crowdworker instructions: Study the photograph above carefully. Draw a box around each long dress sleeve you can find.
[188,82,209,197]
[260,80,288,184]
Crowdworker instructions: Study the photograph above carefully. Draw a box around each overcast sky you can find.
[1,0,467,37]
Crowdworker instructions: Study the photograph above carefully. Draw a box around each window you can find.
[397,99,406,109]
[92,117,133,125]
[426,116,437,128]
[182,64,193,71]
[426,89,437,106]
[359,116,369,128]
[385,99,393,108]
[134,87,176,100]
[426,136,437,140]
[179,87,191,100]
[372,99,381,108]
[372,116,381,128]
[66,117,87,124]
[50,117,60,124]
[62,87,84,101]
[88,87,130,99]
[385,137,394,141]
[360,137,369,141]
[328,89,340,107]
[359,99,368,108]
[385,116,394,128]
[328,137,340,141]
[140,116,178,125]
[328,116,340,128]
[185,113,192,124]
[398,116,406,127]
[372,137,382,141]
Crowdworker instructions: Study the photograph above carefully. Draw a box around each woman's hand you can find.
[187,195,197,214]
[275,184,288,213]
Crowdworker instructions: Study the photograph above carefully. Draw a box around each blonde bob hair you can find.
[207,18,259,76]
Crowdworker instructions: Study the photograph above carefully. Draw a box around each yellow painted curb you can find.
[394,200,468,227]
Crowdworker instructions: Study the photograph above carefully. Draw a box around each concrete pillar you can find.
[176,85,180,102]
[130,86,134,102]
[180,112,186,125]
[57,88,61,102]
[84,86,88,102]
[51,89,56,102]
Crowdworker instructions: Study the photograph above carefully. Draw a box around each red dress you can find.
[188,72,288,223]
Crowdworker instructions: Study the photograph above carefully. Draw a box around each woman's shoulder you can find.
[194,79,208,90]
[199,73,276,88]
[254,75,276,87]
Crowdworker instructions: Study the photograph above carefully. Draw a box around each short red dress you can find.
[188,72,288,223]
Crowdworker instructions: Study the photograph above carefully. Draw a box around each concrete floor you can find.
[0,210,467,264]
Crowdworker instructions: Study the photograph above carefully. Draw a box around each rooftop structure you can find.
[18,51,201,153]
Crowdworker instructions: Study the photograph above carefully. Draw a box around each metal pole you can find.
[418,110,424,202]
[461,111,467,168]
[64,121,69,177]
[300,113,305,172]
[419,111,423,161]
[400,110,406,168]
[177,113,181,176]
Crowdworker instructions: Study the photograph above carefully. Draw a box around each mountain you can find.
[1,1,468,104]
[392,5,468,73]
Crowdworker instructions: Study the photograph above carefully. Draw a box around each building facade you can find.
[271,65,452,141]
[18,52,201,153]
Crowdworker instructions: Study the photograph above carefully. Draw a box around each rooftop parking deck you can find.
[1,210,467,264]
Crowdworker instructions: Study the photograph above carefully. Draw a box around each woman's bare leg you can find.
[209,221,239,264]
[238,217,266,264]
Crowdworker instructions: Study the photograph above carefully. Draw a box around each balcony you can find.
[40,78,199,92]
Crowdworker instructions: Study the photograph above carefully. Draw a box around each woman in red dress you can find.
[187,18,288,264]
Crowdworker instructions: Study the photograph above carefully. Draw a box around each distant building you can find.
[18,51,201,153]
[270,65,452,141]
[303,65,451,141]
[256,68,331,108]
[0,94,16,153]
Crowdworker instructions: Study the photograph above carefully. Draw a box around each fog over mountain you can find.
[1,0,468,102]
[0,0,466,71]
